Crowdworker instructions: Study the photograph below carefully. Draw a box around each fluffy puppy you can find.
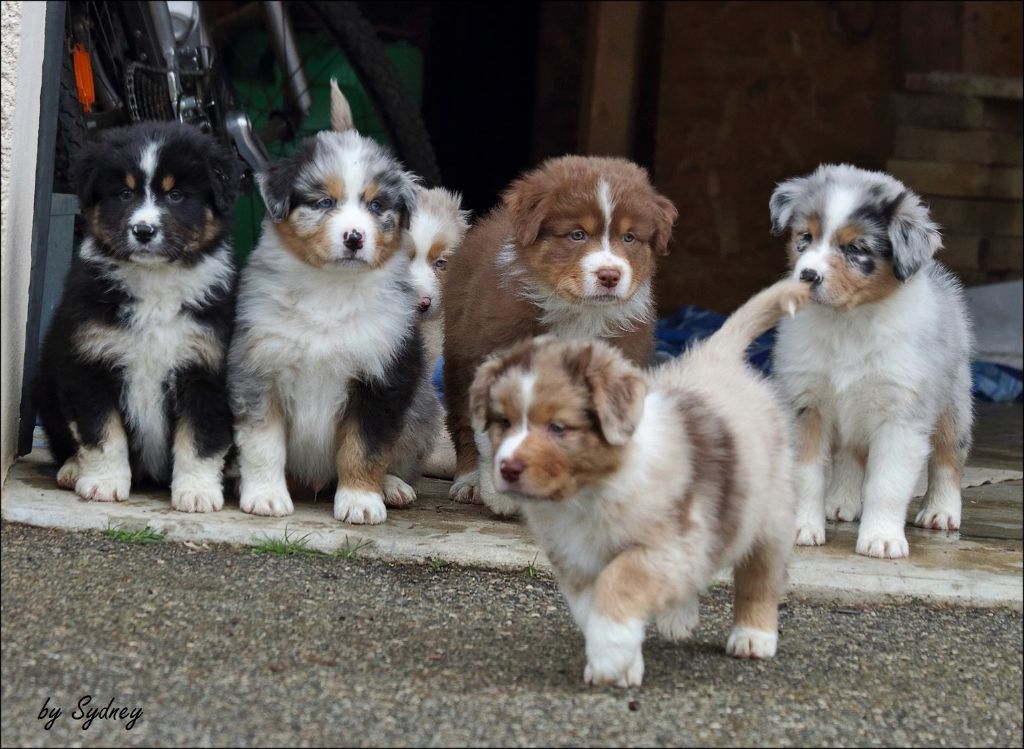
[228,129,440,524]
[770,164,973,558]
[470,280,810,687]
[444,156,677,512]
[36,122,239,511]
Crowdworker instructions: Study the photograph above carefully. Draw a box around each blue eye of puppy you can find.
[434,257,448,270]
[368,199,383,215]
[316,197,334,210]
[622,232,636,243]
[569,229,587,241]
[841,243,863,255]
[167,189,184,203]
[800,232,812,244]
[119,188,134,201]
[548,422,567,435]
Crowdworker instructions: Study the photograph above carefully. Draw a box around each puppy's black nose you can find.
[131,223,156,243]
[799,268,822,286]
[500,458,524,484]
[343,229,364,251]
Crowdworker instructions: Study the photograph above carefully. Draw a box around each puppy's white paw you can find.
[656,600,699,642]
[914,506,961,532]
[57,457,81,489]
[171,479,224,513]
[584,650,644,688]
[239,482,294,517]
[856,530,909,559]
[825,494,861,522]
[75,471,131,502]
[334,487,387,525]
[726,627,778,659]
[382,475,417,508]
[481,490,519,518]
[449,471,482,504]
[794,523,826,546]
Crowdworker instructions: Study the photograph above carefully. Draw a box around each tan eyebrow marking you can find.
[161,175,175,191]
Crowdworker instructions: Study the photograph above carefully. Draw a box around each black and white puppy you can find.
[37,122,240,511]
[228,130,440,524]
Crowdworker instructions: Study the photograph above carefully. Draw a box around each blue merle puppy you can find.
[36,121,240,512]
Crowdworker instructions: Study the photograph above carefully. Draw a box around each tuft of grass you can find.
[252,527,324,557]
[524,553,541,579]
[333,537,374,560]
[427,556,449,571]
[103,525,166,544]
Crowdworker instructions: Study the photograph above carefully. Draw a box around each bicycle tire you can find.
[305,1,441,186]
[54,48,90,194]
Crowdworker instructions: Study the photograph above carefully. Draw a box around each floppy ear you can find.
[330,78,356,132]
[887,190,940,281]
[502,170,551,249]
[206,143,241,215]
[650,193,678,256]
[580,343,647,446]
[256,146,310,223]
[769,177,808,236]
[70,140,110,209]
[469,356,508,433]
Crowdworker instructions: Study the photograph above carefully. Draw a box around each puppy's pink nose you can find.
[500,458,525,484]
[597,267,620,289]
[419,296,432,311]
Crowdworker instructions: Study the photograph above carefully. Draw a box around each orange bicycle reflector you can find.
[72,43,95,113]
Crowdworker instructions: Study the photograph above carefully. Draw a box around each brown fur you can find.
[125,173,136,190]
[335,415,389,494]
[445,156,675,487]
[594,549,677,623]
[824,252,901,309]
[931,410,964,478]
[161,174,175,192]
[732,541,786,633]
[797,407,824,464]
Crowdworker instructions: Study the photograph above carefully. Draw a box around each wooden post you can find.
[578,1,644,157]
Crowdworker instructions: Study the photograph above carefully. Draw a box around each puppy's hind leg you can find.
[727,537,787,659]
[914,410,967,531]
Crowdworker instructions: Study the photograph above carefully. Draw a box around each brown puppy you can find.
[443,156,677,513]
[469,279,811,687]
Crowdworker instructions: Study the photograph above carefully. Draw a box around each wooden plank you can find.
[905,72,1024,100]
[962,1,1024,79]
[893,127,1023,166]
[927,197,1023,238]
[578,1,643,157]
[942,235,1024,273]
[899,1,963,75]
[887,159,1023,200]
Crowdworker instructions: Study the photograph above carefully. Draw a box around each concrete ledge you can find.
[3,452,1022,610]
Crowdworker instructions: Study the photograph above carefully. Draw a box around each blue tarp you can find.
[432,305,1024,403]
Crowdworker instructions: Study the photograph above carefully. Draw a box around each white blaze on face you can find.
[581,178,632,299]
[325,142,379,264]
[492,372,535,492]
[408,209,444,308]
[793,186,858,282]
[128,141,163,248]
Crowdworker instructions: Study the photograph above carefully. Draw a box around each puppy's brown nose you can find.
[597,267,620,289]
[419,296,432,312]
[500,458,525,483]
[343,229,364,251]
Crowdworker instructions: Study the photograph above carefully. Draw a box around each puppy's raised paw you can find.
[334,487,387,525]
[726,627,778,659]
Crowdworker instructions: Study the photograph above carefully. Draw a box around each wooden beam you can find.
[578,1,643,157]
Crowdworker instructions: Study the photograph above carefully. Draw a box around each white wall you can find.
[1,1,46,486]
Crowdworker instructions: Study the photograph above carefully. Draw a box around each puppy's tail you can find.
[330,79,355,132]
[704,279,811,361]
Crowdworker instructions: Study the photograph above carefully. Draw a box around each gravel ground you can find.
[1,522,1021,748]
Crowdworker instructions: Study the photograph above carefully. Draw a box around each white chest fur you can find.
[74,246,233,479]
[236,242,414,484]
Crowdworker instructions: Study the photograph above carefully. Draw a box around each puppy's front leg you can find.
[857,423,931,559]
[584,549,675,688]
[236,396,292,517]
[73,411,132,502]
[334,416,389,525]
[171,366,231,513]
[793,406,832,546]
